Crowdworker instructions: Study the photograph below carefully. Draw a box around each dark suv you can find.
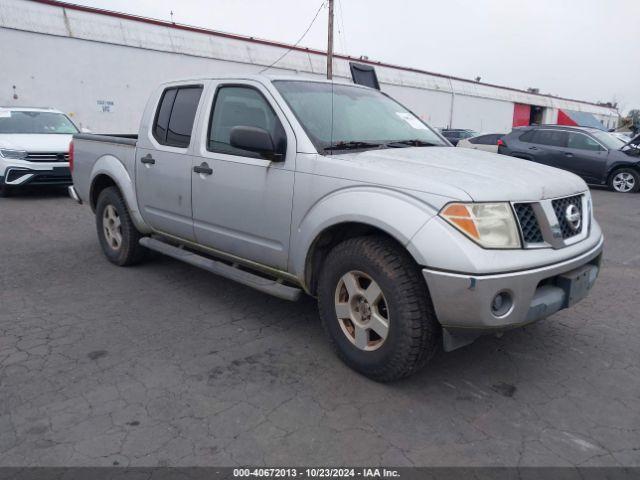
[499,125,640,193]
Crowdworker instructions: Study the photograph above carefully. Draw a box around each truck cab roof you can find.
[155,74,363,88]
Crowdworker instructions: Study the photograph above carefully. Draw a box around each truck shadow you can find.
[2,185,69,199]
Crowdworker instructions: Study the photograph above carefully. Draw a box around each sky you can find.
[72,0,639,114]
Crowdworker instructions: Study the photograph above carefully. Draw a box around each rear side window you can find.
[207,86,286,159]
[153,89,177,143]
[532,130,567,147]
[153,86,203,148]
[470,134,501,145]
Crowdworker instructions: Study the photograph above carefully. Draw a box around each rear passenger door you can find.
[136,85,203,240]
[190,81,296,270]
[525,129,568,168]
[560,132,608,183]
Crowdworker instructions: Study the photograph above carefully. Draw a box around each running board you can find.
[139,237,302,301]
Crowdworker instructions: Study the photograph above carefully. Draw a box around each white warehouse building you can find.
[0,0,619,134]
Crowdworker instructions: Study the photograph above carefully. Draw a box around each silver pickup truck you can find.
[69,75,603,381]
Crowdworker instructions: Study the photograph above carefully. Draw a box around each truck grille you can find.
[513,203,544,243]
[552,195,583,239]
[26,152,69,162]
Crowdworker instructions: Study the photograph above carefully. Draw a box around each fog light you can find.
[491,291,513,317]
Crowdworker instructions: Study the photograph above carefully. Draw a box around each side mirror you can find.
[230,126,282,160]
[81,127,92,133]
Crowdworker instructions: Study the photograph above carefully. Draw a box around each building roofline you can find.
[28,0,616,111]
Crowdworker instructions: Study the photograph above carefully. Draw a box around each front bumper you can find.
[1,165,72,187]
[423,235,603,347]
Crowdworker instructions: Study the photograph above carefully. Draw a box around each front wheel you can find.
[95,186,148,266]
[317,236,440,382]
[609,168,639,193]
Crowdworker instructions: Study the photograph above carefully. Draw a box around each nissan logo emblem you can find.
[565,204,581,231]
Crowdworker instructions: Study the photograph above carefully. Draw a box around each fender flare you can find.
[289,186,440,280]
[90,155,152,234]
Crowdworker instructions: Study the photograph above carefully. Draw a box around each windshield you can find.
[273,81,447,152]
[591,130,626,150]
[0,111,79,134]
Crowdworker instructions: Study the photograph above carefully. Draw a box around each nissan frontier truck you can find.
[68,76,603,381]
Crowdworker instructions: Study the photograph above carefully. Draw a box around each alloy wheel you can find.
[612,172,636,193]
[102,204,123,250]
[334,270,390,351]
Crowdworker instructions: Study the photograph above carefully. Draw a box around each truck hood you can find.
[334,147,587,202]
[0,134,73,152]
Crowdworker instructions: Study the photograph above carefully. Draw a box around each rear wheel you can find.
[317,235,440,382]
[609,168,639,193]
[95,187,148,265]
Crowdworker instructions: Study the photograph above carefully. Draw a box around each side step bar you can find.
[139,237,302,301]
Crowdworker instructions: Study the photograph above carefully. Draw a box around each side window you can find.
[208,86,286,159]
[152,86,203,148]
[532,130,567,148]
[567,133,603,151]
[470,134,499,145]
[519,130,536,142]
[153,89,177,144]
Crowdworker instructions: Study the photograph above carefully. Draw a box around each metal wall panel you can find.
[0,0,619,133]
[451,95,514,133]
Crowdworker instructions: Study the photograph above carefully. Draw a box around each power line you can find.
[337,0,347,53]
[260,1,326,73]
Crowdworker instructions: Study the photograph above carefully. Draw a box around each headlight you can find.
[0,149,28,160]
[440,202,521,249]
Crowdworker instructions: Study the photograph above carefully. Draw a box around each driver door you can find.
[190,81,296,270]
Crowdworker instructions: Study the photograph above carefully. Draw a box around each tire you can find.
[317,235,440,382]
[609,168,640,193]
[95,186,148,266]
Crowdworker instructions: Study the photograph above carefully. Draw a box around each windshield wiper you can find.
[386,139,438,148]
[323,141,382,152]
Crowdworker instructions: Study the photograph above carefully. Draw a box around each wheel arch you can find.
[303,221,415,296]
[606,163,640,182]
[89,155,152,233]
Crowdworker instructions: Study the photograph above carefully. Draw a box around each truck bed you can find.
[71,133,138,205]
[73,133,138,145]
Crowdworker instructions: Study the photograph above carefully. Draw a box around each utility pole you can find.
[326,0,334,79]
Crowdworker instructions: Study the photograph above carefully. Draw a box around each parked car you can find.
[440,128,477,146]
[69,76,603,381]
[457,133,504,153]
[624,133,640,151]
[499,125,640,193]
[0,107,78,196]
[610,132,632,142]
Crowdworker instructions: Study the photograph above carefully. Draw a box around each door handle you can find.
[564,152,574,157]
[141,154,155,165]
[193,162,213,175]
[528,146,539,150]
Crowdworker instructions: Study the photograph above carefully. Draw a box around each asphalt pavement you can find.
[0,187,638,466]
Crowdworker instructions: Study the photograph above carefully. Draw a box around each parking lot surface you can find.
[0,188,638,467]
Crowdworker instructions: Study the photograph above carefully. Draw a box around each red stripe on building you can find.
[557,110,578,126]
[512,104,531,127]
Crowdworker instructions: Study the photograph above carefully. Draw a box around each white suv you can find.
[0,107,79,196]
